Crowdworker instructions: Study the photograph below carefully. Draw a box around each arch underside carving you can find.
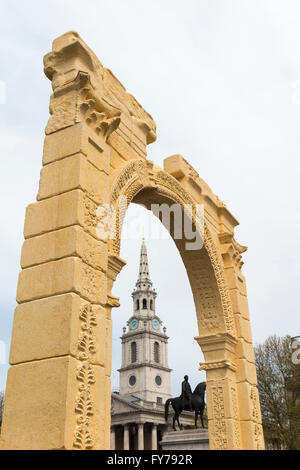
[109,159,236,339]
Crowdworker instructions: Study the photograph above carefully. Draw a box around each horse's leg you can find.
[195,410,198,429]
[173,414,177,431]
[200,409,204,429]
[177,411,183,430]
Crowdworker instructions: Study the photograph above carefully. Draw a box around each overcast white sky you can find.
[0,0,300,394]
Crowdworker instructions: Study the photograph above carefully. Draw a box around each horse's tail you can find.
[165,398,172,421]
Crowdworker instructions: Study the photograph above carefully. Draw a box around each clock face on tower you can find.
[130,318,138,330]
[152,319,160,330]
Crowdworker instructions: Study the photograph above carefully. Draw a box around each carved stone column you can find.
[197,332,264,450]
[197,333,241,450]
[110,427,116,451]
[151,424,158,450]
[123,425,130,451]
[138,423,144,450]
[0,113,111,449]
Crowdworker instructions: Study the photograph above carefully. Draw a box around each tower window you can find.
[154,342,160,363]
[142,299,147,309]
[157,397,163,404]
[136,299,140,310]
[131,342,137,363]
[150,300,153,310]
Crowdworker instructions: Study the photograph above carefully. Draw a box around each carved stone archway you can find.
[0,32,264,450]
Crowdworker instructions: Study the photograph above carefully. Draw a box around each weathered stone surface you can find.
[236,338,255,363]
[21,225,107,271]
[24,190,100,240]
[235,358,258,385]
[17,257,107,304]
[38,153,109,205]
[160,429,210,450]
[240,420,265,450]
[237,381,262,422]
[0,356,107,450]
[10,293,109,367]
[235,314,253,344]
[43,122,111,175]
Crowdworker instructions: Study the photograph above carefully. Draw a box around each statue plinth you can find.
[160,429,209,451]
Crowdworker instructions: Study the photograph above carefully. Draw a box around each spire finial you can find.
[135,235,152,285]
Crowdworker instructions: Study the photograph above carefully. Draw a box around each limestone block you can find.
[235,359,257,385]
[72,363,107,450]
[104,376,112,450]
[43,122,110,175]
[24,190,81,238]
[0,356,107,450]
[43,123,87,163]
[164,154,189,179]
[235,314,253,344]
[24,190,100,240]
[108,131,143,161]
[224,418,242,450]
[110,148,127,170]
[17,257,107,305]
[206,379,239,421]
[21,225,107,271]
[239,293,250,320]
[218,207,239,234]
[237,274,247,297]
[38,153,109,205]
[240,420,264,450]
[228,287,241,313]
[1,357,74,450]
[160,429,210,450]
[203,366,237,383]
[10,293,108,367]
[223,266,239,290]
[101,316,112,377]
[197,334,237,365]
[237,382,261,422]
[208,416,241,450]
[236,338,255,363]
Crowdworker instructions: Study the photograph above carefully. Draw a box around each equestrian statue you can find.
[165,376,206,431]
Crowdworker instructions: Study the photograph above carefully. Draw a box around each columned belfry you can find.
[118,239,172,404]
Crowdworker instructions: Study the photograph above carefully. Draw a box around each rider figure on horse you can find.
[181,375,193,411]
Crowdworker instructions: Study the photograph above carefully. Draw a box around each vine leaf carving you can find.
[73,304,97,449]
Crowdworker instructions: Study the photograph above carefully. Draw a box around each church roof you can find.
[112,393,145,410]
[111,393,194,426]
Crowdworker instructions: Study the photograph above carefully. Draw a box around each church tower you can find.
[118,239,172,404]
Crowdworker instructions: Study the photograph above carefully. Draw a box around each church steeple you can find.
[137,238,152,284]
[118,239,172,403]
[132,238,157,318]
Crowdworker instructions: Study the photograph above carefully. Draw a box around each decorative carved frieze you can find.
[73,303,97,449]
[44,32,156,147]
[219,231,247,272]
[200,360,237,372]
[211,385,228,450]
[231,387,242,449]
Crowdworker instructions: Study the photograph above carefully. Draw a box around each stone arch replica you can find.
[0,32,264,450]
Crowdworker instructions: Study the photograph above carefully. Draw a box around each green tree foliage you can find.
[254,335,300,450]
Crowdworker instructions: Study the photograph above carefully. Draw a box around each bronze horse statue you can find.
[165,382,206,431]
